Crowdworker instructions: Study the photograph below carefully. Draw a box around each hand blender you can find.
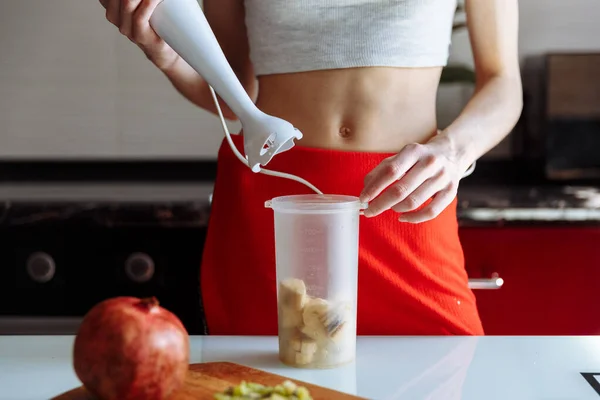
[149,0,302,173]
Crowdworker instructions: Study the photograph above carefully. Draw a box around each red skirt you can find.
[200,134,484,336]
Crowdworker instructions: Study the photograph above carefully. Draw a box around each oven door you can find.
[0,203,210,336]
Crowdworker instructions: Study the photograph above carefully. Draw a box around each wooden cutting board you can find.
[52,362,365,400]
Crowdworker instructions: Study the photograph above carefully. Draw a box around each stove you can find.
[0,183,213,335]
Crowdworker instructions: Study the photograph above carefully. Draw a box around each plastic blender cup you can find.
[265,194,365,369]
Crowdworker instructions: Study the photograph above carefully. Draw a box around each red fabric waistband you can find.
[221,132,396,198]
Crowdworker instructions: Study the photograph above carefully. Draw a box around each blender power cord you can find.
[208,86,324,195]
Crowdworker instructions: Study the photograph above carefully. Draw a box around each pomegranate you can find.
[73,296,190,400]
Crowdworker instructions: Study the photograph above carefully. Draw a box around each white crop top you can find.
[243,0,458,76]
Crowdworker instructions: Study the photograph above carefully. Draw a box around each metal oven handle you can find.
[468,276,504,290]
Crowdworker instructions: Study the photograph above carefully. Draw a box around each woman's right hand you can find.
[99,0,180,71]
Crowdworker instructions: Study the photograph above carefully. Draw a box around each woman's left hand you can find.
[359,135,466,223]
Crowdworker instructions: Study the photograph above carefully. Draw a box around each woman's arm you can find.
[100,0,256,120]
[160,0,258,120]
[360,0,523,222]
[432,0,523,172]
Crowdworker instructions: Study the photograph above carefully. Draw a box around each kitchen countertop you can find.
[457,184,600,226]
[0,183,214,227]
[0,182,599,226]
[1,335,600,400]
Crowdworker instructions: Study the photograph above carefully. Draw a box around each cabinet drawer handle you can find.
[468,277,504,290]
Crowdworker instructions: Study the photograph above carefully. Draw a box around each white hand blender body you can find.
[149,0,321,193]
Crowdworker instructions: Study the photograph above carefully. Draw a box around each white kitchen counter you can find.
[1,335,600,400]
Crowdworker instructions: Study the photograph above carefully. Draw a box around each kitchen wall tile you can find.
[0,0,119,158]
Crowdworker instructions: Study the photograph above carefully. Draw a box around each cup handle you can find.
[359,202,368,216]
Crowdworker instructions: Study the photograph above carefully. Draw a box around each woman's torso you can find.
[243,0,457,152]
[256,67,442,153]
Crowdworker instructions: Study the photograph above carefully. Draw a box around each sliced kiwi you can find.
[214,380,313,400]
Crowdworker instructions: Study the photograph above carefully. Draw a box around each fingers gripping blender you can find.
[150,0,364,368]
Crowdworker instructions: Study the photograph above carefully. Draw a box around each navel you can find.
[338,126,352,138]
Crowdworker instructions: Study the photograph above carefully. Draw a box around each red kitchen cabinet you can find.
[459,227,600,335]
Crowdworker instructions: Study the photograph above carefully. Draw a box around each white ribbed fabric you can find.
[244,0,458,76]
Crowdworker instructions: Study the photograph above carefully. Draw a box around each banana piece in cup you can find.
[321,302,352,343]
[294,351,314,366]
[279,278,307,309]
[279,309,303,330]
[300,298,330,342]
[291,333,317,355]
[278,278,307,328]
[302,298,351,344]
[281,331,317,366]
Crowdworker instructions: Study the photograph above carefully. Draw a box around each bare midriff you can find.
[254,66,443,153]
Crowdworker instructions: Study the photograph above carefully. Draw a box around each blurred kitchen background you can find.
[0,0,598,336]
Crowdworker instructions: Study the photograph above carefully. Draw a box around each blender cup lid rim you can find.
[265,194,366,212]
